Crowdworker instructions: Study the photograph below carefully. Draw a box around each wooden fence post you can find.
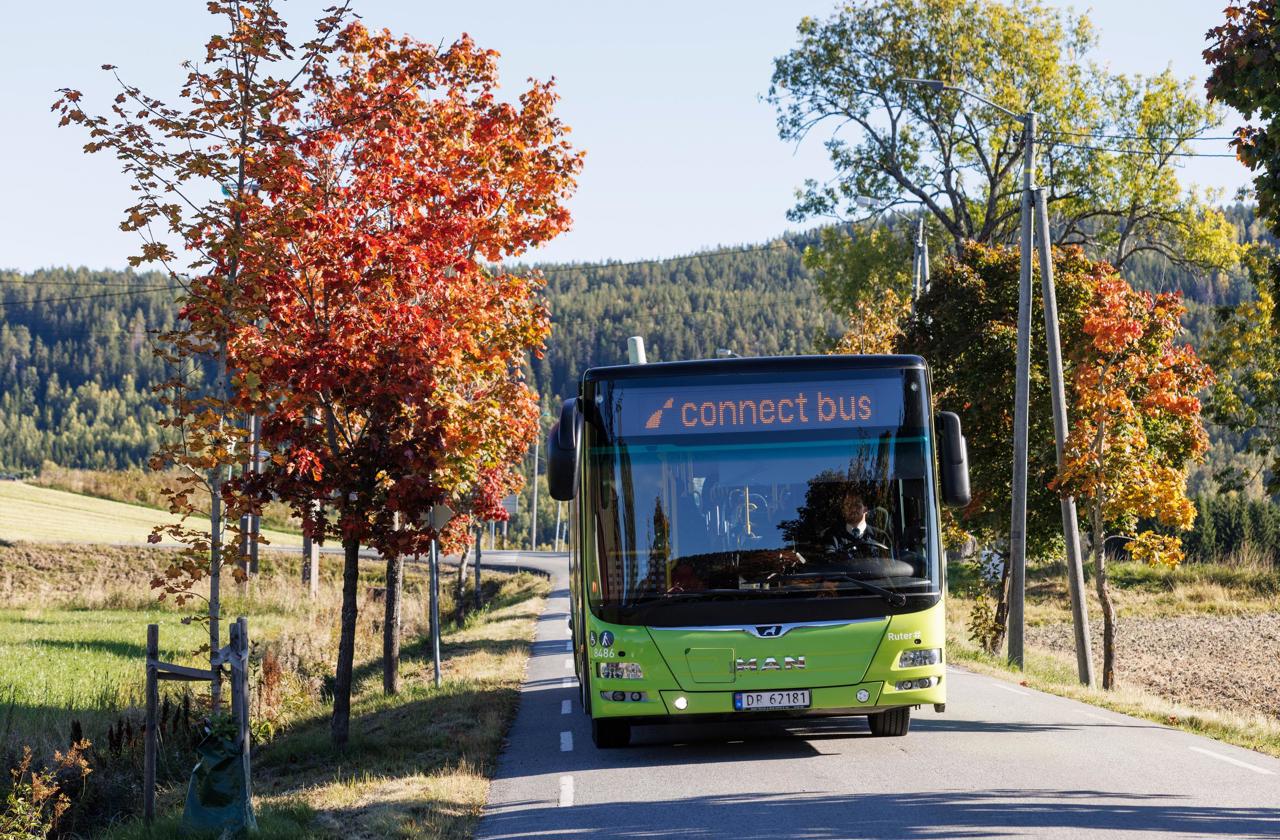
[144,624,159,825]
[474,524,483,611]
[234,617,252,805]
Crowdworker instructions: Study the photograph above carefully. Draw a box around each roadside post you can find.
[427,502,454,687]
[900,77,1094,681]
[474,522,483,610]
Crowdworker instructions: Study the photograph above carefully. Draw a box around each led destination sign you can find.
[617,377,905,437]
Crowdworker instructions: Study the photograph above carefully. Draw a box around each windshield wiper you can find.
[810,574,908,607]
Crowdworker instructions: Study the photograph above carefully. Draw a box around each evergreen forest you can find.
[0,206,1271,492]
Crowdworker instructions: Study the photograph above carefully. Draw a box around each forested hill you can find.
[0,208,1264,472]
[527,230,841,401]
[0,234,837,472]
[0,269,183,471]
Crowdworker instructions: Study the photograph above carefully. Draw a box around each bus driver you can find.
[825,485,890,556]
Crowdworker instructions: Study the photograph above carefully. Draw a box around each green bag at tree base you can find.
[181,730,257,838]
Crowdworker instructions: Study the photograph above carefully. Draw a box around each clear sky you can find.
[0,1,1251,272]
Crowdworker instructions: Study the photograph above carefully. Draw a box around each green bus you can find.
[547,354,970,748]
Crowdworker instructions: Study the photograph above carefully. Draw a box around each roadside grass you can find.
[0,480,302,547]
[97,573,547,840]
[946,555,1280,760]
[948,557,1280,625]
[0,537,548,839]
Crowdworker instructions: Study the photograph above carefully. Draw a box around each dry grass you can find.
[0,537,548,840]
[30,464,301,534]
[0,480,302,547]
[250,581,546,840]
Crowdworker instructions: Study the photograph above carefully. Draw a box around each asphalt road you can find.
[473,552,1280,840]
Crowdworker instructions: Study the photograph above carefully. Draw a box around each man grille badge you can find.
[755,625,783,637]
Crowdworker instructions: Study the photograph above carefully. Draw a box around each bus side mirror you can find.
[548,398,580,502]
[937,411,971,508]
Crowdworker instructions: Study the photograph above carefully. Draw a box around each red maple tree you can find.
[230,23,582,745]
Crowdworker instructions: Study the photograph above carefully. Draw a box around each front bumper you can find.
[592,675,944,718]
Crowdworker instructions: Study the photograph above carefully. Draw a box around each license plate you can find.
[734,689,811,711]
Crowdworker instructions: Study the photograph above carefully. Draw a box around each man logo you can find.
[645,398,674,430]
[755,625,783,638]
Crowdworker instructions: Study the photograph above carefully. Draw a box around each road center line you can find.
[561,699,571,714]
[559,775,574,807]
[560,731,573,752]
[1189,746,1275,775]
[991,683,1031,696]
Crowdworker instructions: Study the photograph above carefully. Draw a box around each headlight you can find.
[899,648,941,667]
[597,661,644,680]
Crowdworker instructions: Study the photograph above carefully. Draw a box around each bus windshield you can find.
[585,367,940,624]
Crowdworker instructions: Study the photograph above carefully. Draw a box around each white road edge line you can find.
[561,699,571,715]
[991,683,1031,696]
[1189,746,1275,775]
[1078,711,1113,722]
[559,775,574,807]
[560,731,573,752]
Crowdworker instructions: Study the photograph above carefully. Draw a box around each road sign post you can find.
[426,502,453,688]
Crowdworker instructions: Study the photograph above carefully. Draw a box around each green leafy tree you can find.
[901,243,1096,651]
[1206,245,1280,493]
[770,0,1239,272]
[903,243,1097,557]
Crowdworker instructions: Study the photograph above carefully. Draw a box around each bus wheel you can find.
[591,718,631,749]
[868,707,911,737]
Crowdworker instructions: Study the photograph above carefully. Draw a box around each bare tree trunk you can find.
[331,535,361,746]
[455,544,470,622]
[991,553,1012,655]
[383,551,403,695]
[1092,503,1118,689]
[209,468,223,713]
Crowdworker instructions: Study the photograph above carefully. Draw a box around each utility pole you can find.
[529,415,541,552]
[1007,110,1036,670]
[1034,187,1096,687]
[901,78,1091,675]
[912,216,927,305]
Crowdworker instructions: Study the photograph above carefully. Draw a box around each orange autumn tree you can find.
[230,24,581,746]
[1054,274,1211,689]
[53,0,353,709]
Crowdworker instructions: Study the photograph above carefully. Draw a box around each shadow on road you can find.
[481,788,1280,839]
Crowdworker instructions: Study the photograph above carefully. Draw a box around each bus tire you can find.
[591,718,631,749]
[868,707,911,737]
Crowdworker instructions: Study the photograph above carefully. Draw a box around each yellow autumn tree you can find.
[1054,275,1212,689]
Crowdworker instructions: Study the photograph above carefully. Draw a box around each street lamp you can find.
[901,78,1094,687]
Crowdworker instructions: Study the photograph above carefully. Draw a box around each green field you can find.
[0,607,294,746]
[0,480,302,547]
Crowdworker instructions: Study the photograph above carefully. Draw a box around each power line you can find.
[1043,128,1236,142]
[0,279,174,288]
[1046,139,1238,158]
[0,286,182,308]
